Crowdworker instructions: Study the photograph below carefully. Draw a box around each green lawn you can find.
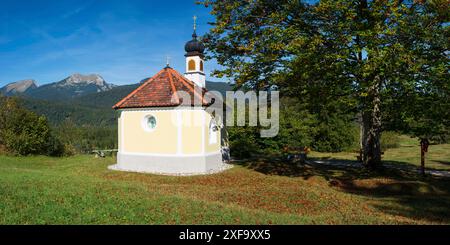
[0,142,449,224]
[309,135,450,171]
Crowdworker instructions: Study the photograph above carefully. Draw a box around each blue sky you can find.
[0,0,220,86]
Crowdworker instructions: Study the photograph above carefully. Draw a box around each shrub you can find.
[53,121,118,154]
[227,97,316,158]
[62,143,77,157]
[311,115,359,152]
[381,131,401,151]
[226,97,359,158]
[45,133,65,157]
[259,104,315,154]
[228,126,259,159]
[0,97,64,156]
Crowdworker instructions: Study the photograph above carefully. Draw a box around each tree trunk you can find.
[359,111,369,162]
[419,138,429,177]
[420,147,425,177]
[361,78,383,169]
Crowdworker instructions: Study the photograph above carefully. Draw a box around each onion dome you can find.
[184,31,205,55]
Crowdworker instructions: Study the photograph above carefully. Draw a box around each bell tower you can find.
[184,16,206,88]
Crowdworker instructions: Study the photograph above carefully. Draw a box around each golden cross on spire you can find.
[193,15,197,31]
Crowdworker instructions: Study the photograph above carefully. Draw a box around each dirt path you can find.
[310,159,450,178]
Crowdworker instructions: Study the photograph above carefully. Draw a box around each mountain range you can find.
[0,79,38,96]
[32,74,115,100]
[1,73,233,126]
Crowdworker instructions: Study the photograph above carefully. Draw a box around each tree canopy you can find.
[200,0,449,168]
[0,96,64,156]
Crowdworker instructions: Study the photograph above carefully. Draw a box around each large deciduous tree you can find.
[200,0,449,169]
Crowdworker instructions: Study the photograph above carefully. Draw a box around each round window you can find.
[209,120,218,144]
[143,115,157,131]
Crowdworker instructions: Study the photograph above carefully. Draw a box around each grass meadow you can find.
[0,136,449,224]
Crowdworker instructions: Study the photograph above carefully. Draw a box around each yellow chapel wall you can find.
[118,112,122,150]
[119,108,221,155]
[181,110,203,154]
[205,112,221,153]
[121,110,178,154]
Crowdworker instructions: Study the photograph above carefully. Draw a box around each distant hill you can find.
[20,97,118,127]
[71,83,141,108]
[206,81,234,96]
[4,73,233,127]
[0,79,38,96]
[71,80,233,109]
[25,74,115,101]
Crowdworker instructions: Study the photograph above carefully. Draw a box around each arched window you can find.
[188,59,196,71]
[209,119,218,144]
[200,60,204,72]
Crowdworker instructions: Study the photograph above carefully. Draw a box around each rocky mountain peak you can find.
[64,74,106,86]
[57,73,115,92]
[1,73,117,99]
[1,79,38,95]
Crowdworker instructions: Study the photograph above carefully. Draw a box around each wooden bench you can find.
[92,149,118,158]
[283,146,310,164]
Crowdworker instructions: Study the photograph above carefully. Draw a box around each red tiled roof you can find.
[113,67,211,109]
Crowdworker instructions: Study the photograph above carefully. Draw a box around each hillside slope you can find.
[20,97,117,127]
[0,153,448,224]
[17,80,232,127]
[25,74,115,101]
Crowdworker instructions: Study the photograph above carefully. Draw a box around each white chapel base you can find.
[108,152,232,176]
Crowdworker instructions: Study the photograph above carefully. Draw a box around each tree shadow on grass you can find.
[433,160,450,166]
[234,156,419,180]
[234,156,450,223]
[339,178,450,223]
